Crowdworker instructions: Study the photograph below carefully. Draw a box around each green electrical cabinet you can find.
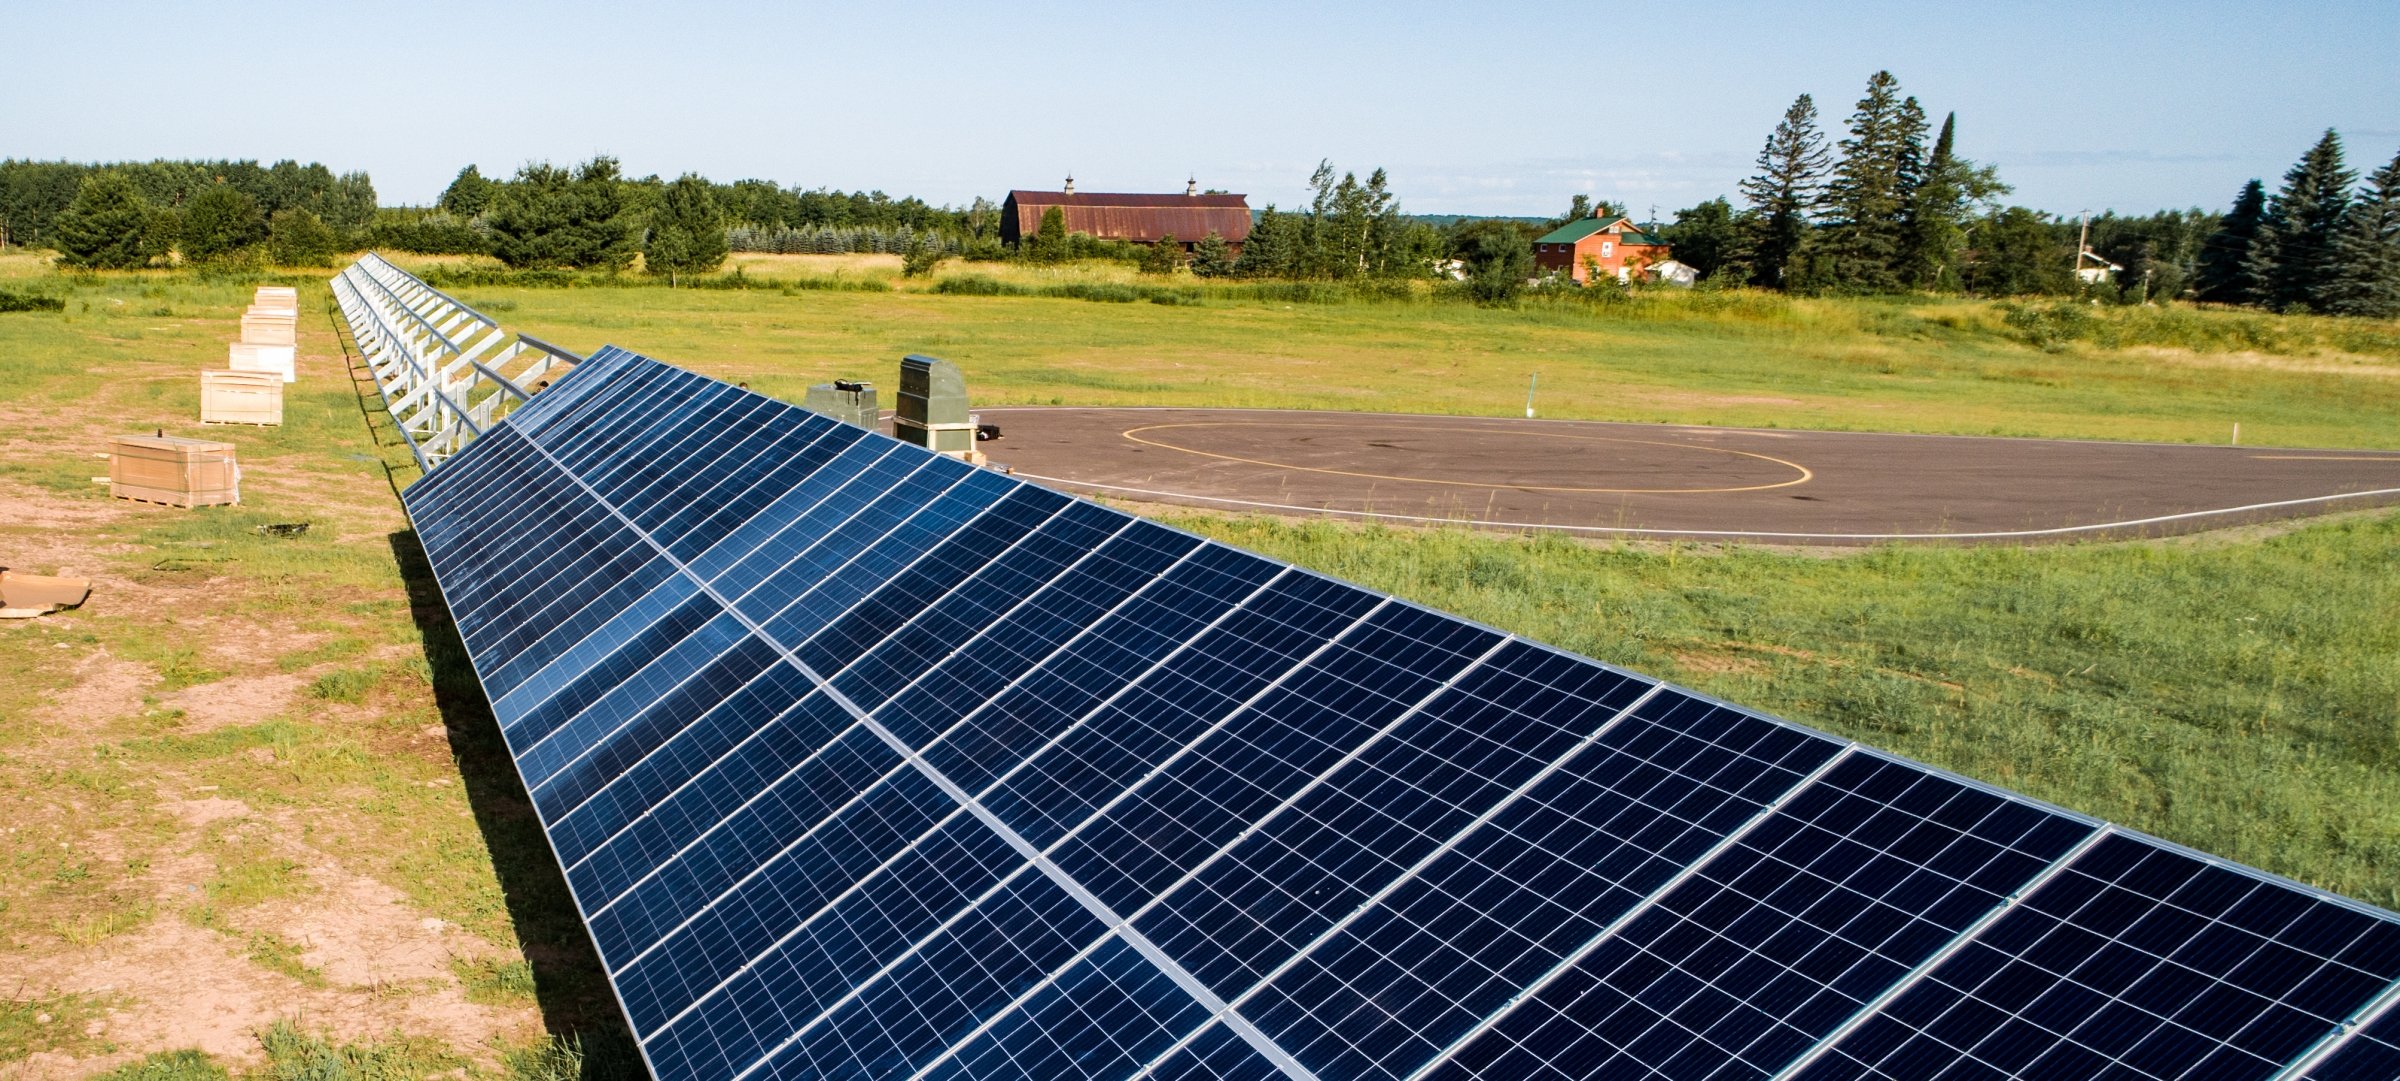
[801,380,877,429]
[894,354,975,454]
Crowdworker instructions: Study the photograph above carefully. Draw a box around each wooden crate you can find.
[228,342,296,382]
[109,434,239,508]
[240,312,296,346]
[199,369,283,425]
[254,286,298,306]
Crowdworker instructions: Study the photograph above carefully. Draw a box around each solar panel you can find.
[402,345,2400,1081]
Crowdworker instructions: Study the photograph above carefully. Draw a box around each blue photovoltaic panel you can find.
[402,346,2400,1081]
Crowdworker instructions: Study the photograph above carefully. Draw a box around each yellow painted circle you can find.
[1120,421,1815,495]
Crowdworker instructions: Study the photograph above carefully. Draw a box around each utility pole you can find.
[2075,211,2090,284]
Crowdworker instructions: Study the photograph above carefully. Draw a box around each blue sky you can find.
[9,0,2396,217]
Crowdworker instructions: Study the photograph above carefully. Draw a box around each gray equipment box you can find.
[802,380,877,429]
[894,355,975,454]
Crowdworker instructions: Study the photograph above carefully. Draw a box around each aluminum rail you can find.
[331,253,583,473]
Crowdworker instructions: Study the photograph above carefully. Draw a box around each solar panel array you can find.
[404,346,2400,1081]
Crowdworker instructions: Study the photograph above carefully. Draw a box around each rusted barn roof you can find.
[1001,190,1253,245]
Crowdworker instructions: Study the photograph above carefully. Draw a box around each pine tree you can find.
[438,165,495,218]
[2323,149,2400,318]
[180,183,267,264]
[51,170,161,269]
[2194,180,2267,305]
[643,173,728,283]
[488,158,639,270]
[1738,93,1831,288]
[1821,72,1923,291]
[2247,130,2356,312]
[1189,231,1234,278]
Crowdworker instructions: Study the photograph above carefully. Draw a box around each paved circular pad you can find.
[969,407,2400,543]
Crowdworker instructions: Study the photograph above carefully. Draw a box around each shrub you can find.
[900,233,949,278]
[0,289,65,312]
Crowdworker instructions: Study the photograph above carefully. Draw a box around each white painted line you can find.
[1012,473,2400,542]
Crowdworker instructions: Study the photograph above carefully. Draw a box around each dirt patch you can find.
[1669,650,1770,678]
[160,672,305,733]
[2126,346,2400,379]
[41,652,152,730]
[239,868,489,990]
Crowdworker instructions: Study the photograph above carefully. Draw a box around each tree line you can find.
[4,158,375,269]
[1605,72,2399,315]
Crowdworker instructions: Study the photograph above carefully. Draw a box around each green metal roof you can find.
[1532,215,1666,247]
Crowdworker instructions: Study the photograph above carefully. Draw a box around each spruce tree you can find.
[2323,149,2400,318]
[643,173,728,283]
[180,183,267,264]
[1030,205,1068,263]
[438,165,495,218]
[1234,207,1293,278]
[1821,72,1923,292]
[1738,93,1831,288]
[1188,231,1235,278]
[2247,130,2356,312]
[2194,179,2266,304]
[51,170,160,269]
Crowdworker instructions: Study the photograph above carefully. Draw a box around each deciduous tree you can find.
[267,207,339,267]
[180,183,267,264]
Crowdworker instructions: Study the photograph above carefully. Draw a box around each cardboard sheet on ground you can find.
[0,568,91,618]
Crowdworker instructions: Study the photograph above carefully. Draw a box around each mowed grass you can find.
[0,249,2397,1071]
[1173,512,2400,906]
[403,252,2400,451]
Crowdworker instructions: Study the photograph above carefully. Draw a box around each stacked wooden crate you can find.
[203,286,293,425]
[229,285,297,383]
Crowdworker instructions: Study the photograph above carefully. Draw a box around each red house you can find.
[1534,213,1670,283]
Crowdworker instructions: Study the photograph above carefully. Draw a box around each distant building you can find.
[2075,247,2123,286]
[1533,212,1671,284]
[1647,259,1700,287]
[1001,178,1252,254]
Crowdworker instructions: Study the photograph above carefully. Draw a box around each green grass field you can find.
[1,250,2396,1074]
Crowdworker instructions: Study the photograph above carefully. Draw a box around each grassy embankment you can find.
[0,249,2395,1074]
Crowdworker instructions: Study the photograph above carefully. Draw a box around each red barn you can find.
[1001,180,1252,254]
[1534,213,1670,283]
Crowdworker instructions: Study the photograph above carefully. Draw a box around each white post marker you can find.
[2233,422,2241,446]
[1525,371,1538,418]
